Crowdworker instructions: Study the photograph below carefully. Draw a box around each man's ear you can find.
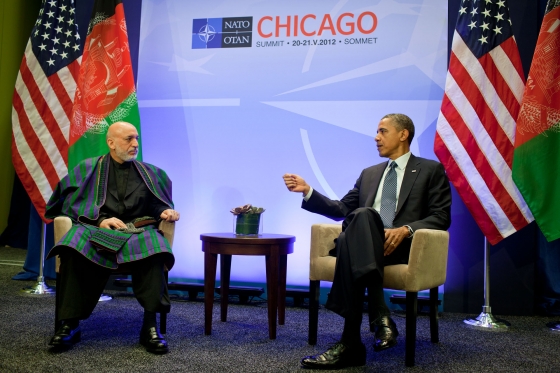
[400,129,409,142]
[107,138,115,150]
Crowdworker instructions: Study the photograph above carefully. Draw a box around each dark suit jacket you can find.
[302,154,452,264]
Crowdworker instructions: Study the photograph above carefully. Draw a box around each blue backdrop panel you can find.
[136,0,448,285]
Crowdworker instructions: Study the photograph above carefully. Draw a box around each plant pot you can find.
[235,214,261,235]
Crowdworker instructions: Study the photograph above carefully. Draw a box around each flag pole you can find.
[463,237,508,330]
[21,222,55,295]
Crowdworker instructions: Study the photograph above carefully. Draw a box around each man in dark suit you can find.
[283,113,451,369]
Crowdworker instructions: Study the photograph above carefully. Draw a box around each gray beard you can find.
[116,148,137,162]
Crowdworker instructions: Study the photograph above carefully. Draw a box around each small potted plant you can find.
[231,204,265,235]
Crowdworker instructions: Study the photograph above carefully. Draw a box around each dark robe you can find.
[46,154,175,270]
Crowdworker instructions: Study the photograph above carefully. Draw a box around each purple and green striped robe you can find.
[45,154,175,270]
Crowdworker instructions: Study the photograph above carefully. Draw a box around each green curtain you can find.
[0,0,41,232]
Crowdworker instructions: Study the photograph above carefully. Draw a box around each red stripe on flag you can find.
[13,92,61,190]
[448,52,514,165]
[434,132,504,244]
[439,95,528,231]
[500,37,526,87]
[20,57,68,158]
[11,133,49,221]
[479,53,521,129]
[67,58,80,84]
[48,72,74,121]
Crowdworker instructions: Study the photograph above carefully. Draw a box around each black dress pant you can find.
[57,249,170,321]
[325,207,389,320]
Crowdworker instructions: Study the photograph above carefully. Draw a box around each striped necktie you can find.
[380,161,397,228]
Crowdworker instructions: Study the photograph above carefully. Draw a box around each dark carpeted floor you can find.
[1,246,560,373]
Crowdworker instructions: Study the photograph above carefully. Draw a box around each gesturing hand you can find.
[282,173,311,196]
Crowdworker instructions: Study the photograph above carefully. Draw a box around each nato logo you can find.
[192,17,253,49]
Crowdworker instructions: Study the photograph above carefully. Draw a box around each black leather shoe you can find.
[140,326,168,354]
[49,324,81,348]
[301,341,366,370]
[371,316,398,352]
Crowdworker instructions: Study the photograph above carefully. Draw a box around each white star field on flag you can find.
[31,0,81,76]
[456,0,514,57]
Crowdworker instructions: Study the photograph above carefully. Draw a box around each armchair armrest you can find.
[53,216,73,243]
[309,224,341,282]
[310,224,341,259]
[53,216,73,273]
[158,220,175,247]
[403,229,449,291]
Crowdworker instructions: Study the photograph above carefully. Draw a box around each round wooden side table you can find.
[200,233,295,339]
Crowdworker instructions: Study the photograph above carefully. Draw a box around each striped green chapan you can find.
[45,154,175,270]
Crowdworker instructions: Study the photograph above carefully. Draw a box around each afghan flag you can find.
[68,0,141,169]
[513,0,560,242]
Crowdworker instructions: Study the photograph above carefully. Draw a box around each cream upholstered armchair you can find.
[53,216,175,333]
[308,223,449,367]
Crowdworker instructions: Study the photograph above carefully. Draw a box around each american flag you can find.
[434,0,534,245]
[12,0,81,221]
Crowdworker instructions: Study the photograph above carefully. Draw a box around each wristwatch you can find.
[404,225,414,238]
